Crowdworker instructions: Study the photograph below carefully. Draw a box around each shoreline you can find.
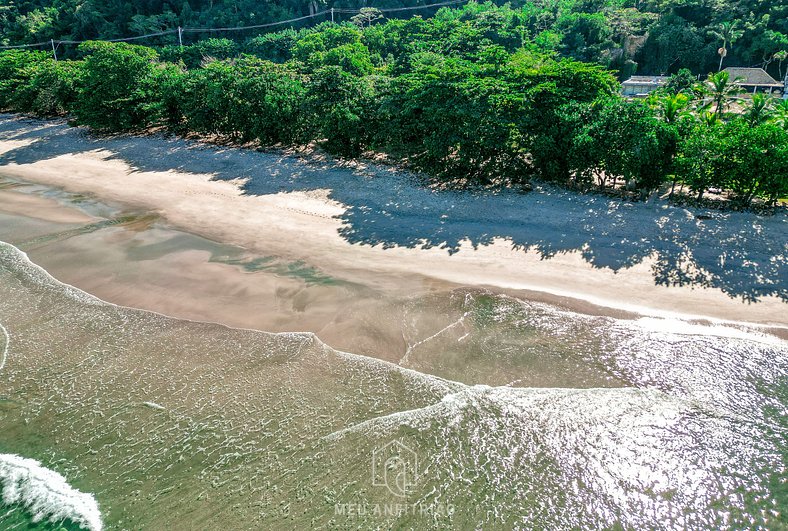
[1,114,785,329]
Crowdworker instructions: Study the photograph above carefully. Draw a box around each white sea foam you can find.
[631,316,787,346]
[0,453,102,531]
[0,322,8,372]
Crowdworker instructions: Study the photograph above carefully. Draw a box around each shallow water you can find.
[0,179,786,529]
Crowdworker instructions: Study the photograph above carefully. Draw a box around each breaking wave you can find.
[0,321,8,372]
[0,453,102,531]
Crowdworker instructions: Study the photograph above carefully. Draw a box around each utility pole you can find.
[50,39,57,61]
[330,8,334,23]
[178,26,183,47]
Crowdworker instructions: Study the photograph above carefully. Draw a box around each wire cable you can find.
[0,41,50,50]
[0,1,471,49]
[183,11,329,33]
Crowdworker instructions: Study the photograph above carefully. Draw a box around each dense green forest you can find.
[2,0,788,78]
[0,2,786,206]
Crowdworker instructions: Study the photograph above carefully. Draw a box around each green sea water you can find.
[0,240,786,530]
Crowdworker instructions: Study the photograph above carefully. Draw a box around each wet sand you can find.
[0,180,636,388]
[0,114,785,330]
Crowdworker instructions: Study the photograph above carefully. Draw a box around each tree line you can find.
[0,3,786,207]
[2,0,787,81]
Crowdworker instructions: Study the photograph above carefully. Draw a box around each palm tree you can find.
[699,71,744,117]
[700,110,720,127]
[647,92,690,123]
[710,21,744,71]
[774,50,788,80]
[659,93,690,123]
[772,99,788,130]
[744,93,773,126]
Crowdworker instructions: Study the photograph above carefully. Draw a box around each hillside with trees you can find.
[2,0,787,79]
[0,2,786,207]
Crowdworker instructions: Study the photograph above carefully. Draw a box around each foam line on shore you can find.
[0,239,461,393]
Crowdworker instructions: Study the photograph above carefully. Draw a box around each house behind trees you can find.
[621,76,669,97]
[723,67,784,95]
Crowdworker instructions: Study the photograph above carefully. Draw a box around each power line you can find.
[0,41,49,50]
[335,0,467,13]
[182,11,328,33]
[0,0,468,50]
[56,30,179,45]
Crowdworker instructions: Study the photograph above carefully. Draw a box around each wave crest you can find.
[0,453,102,531]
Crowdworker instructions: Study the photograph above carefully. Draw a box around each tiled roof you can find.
[723,67,782,87]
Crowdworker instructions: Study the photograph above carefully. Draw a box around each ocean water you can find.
[0,240,786,530]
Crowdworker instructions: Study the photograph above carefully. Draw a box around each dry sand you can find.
[0,114,785,328]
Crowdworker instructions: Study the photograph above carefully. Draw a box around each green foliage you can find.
[305,65,378,157]
[13,58,80,116]
[233,58,307,145]
[709,21,744,71]
[73,41,162,132]
[175,55,306,144]
[744,93,773,126]
[292,24,374,75]
[179,59,238,137]
[383,56,521,181]
[160,38,239,68]
[675,118,788,204]
[722,120,788,205]
[2,0,788,81]
[698,71,745,118]
[521,53,620,182]
[244,29,303,63]
[146,61,186,131]
[663,68,696,95]
[634,15,707,75]
[674,122,727,200]
[568,98,678,193]
[0,50,50,109]
[351,8,383,29]
[772,99,788,130]
[0,3,785,207]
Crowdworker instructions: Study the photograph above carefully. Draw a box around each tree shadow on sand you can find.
[1,115,785,303]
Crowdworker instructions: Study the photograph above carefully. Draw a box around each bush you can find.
[305,65,379,157]
[73,42,162,132]
[674,122,726,200]
[180,59,238,137]
[722,119,788,206]
[231,58,307,145]
[13,59,81,117]
[0,50,51,110]
[180,57,306,145]
[244,29,303,62]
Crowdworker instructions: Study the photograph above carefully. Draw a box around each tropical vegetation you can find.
[0,2,786,207]
[2,0,788,80]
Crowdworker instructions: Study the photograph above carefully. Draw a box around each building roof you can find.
[722,67,783,87]
[622,76,669,86]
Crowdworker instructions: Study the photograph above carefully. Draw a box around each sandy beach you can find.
[0,114,785,328]
[1,115,787,531]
